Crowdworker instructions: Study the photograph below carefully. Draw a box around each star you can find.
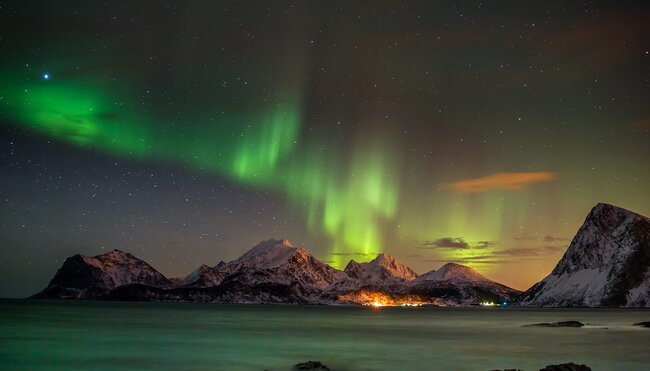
[42,73,49,80]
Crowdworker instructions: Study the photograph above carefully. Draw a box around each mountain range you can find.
[33,203,649,307]
[33,238,519,305]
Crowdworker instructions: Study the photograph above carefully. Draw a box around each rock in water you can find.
[518,203,650,307]
[294,361,330,370]
[539,362,592,371]
[524,321,585,328]
[633,321,650,328]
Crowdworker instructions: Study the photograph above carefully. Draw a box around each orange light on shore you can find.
[339,290,428,307]
[362,293,391,307]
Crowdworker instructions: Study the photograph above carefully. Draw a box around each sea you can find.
[0,299,648,370]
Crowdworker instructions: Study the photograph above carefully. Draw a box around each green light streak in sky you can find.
[232,106,300,182]
[5,82,142,150]
[321,147,399,267]
[0,71,399,268]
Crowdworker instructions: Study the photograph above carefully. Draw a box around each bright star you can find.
[43,73,49,80]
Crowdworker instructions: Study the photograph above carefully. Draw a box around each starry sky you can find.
[1,1,649,297]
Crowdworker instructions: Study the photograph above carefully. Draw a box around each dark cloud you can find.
[475,241,496,249]
[421,238,495,250]
[423,237,468,249]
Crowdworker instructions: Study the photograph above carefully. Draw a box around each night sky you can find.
[1,1,649,297]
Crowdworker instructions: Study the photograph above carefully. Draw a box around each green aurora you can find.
[0,67,401,268]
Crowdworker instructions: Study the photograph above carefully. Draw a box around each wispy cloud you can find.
[424,243,564,267]
[543,235,569,243]
[330,252,372,257]
[494,247,543,257]
[513,235,568,242]
[628,117,650,130]
[494,245,564,257]
[446,172,559,193]
[421,237,495,250]
[542,246,563,253]
[513,235,539,241]
[427,257,514,265]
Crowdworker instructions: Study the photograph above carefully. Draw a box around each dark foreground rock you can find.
[294,361,330,370]
[524,321,584,328]
[633,321,650,328]
[540,362,592,371]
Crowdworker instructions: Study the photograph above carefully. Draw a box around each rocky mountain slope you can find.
[518,203,650,307]
[179,264,225,288]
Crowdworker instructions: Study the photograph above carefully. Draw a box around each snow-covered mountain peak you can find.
[369,253,418,280]
[93,249,130,261]
[35,248,172,299]
[80,249,141,268]
[553,203,648,275]
[222,239,327,275]
[342,252,417,284]
[518,203,650,307]
[371,252,396,265]
[238,239,295,261]
[415,263,489,283]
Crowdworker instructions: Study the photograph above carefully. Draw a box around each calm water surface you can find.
[0,299,648,370]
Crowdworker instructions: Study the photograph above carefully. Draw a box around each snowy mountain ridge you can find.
[34,239,517,305]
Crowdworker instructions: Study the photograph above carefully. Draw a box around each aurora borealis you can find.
[1,1,649,297]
